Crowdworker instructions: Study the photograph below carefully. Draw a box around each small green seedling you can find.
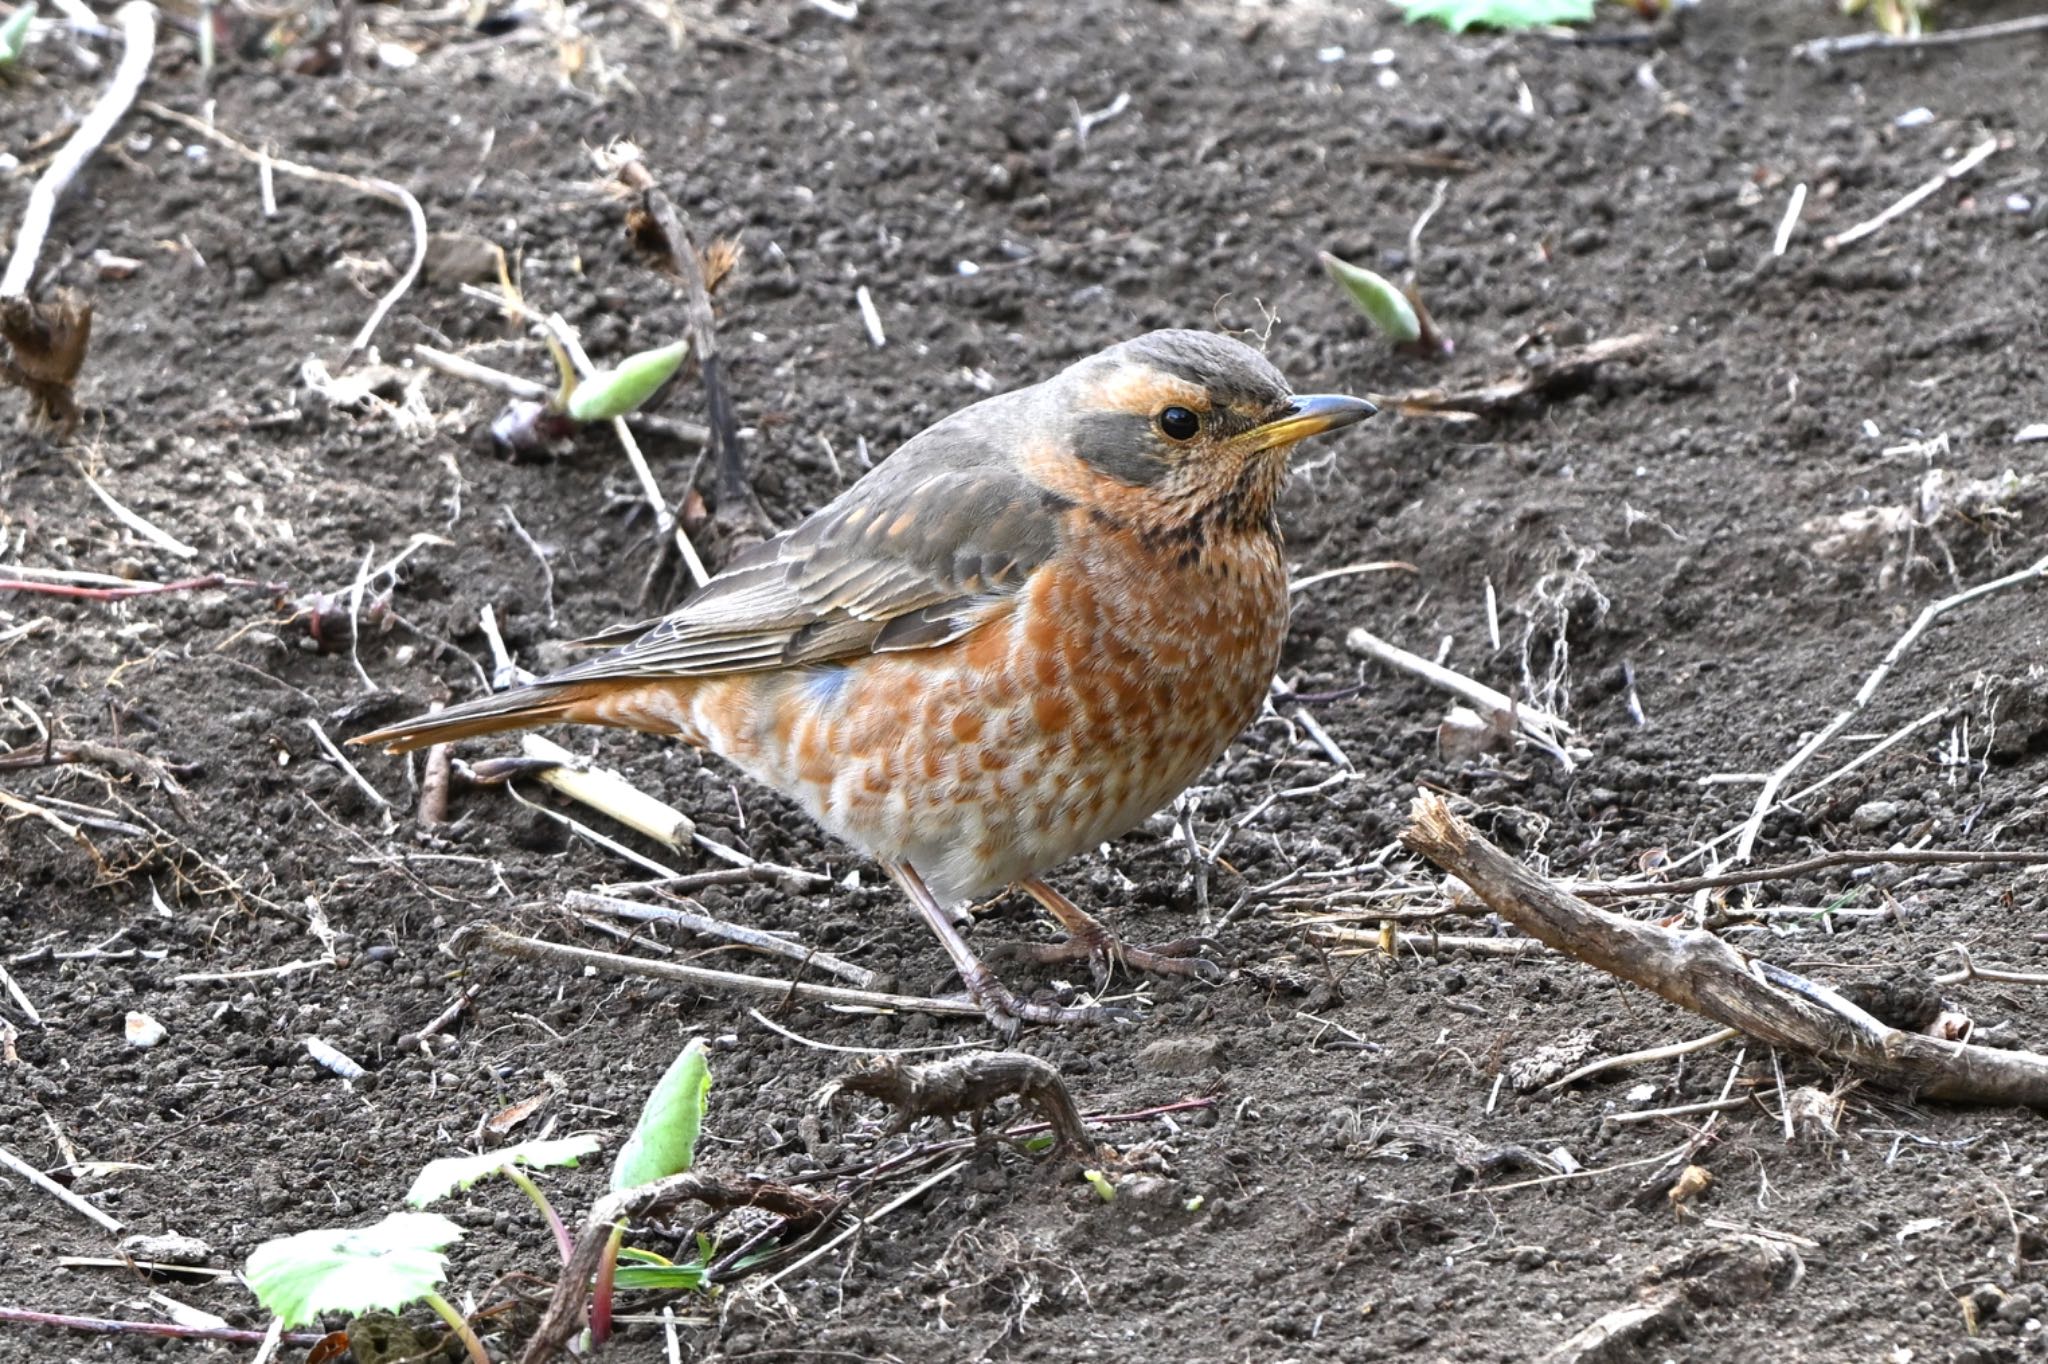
[565,339,691,423]
[590,1037,716,1345]
[1391,0,1594,32]
[1321,253,1421,346]
[493,337,692,454]
[1320,251,1453,357]
[405,1134,602,1265]
[245,1212,489,1364]
[0,3,38,65]
[611,1037,712,1191]
[1083,1169,1116,1203]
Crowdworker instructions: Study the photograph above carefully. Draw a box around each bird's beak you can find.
[1242,393,1378,453]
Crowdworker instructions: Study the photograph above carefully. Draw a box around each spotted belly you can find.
[591,533,1288,904]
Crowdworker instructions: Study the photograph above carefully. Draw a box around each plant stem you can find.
[588,1219,628,1346]
[502,1165,574,1265]
[421,1291,492,1364]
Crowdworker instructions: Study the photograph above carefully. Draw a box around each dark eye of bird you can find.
[1157,406,1201,441]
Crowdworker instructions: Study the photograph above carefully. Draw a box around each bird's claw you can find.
[1003,929,1226,989]
[955,965,1137,1036]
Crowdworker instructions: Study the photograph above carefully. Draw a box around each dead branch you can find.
[1401,792,2048,1110]
[1,1,155,300]
[618,164,754,534]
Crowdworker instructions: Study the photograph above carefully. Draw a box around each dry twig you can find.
[1402,792,2048,1110]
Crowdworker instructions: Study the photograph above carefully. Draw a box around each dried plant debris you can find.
[829,1052,1095,1154]
[0,292,93,435]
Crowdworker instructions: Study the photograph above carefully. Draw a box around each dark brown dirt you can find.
[5,2,2048,1362]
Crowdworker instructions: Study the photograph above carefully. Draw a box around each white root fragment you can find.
[522,734,697,850]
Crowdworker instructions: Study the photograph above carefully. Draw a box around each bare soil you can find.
[5,2,2048,1362]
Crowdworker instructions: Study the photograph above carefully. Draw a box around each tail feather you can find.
[350,681,610,754]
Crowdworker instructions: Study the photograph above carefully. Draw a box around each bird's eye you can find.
[1157,406,1201,441]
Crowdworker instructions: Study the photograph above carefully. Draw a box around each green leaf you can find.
[564,339,690,423]
[0,3,38,65]
[403,1135,603,1209]
[244,1213,463,1327]
[1319,252,1422,345]
[611,1263,709,1291]
[611,1038,713,1190]
[1391,0,1594,32]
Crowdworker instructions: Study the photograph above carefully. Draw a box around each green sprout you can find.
[1391,0,1594,32]
[591,1037,716,1345]
[0,3,38,65]
[244,1212,489,1364]
[405,1134,602,1266]
[1083,1169,1116,1203]
[611,1037,712,1191]
[1320,251,1453,357]
[564,339,691,424]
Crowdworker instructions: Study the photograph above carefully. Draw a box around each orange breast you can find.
[601,522,1288,904]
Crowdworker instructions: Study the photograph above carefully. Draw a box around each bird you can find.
[355,330,1376,1032]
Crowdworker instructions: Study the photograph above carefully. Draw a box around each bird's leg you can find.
[884,862,1133,1035]
[1010,878,1225,989]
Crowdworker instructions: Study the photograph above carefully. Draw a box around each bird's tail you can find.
[349,680,621,754]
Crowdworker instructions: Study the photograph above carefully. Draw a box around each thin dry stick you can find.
[1,2,156,298]
[1792,13,2048,60]
[456,924,985,1018]
[412,343,550,400]
[0,1145,123,1232]
[0,961,44,1026]
[75,462,198,559]
[1347,625,1578,768]
[635,180,749,526]
[1403,792,2048,1110]
[302,718,391,812]
[1545,1027,1741,1092]
[1825,136,2001,252]
[1574,846,2048,901]
[1602,1091,1767,1127]
[565,890,878,989]
[138,102,427,356]
[1934,944,2048,990]
[1734,552,2048,861]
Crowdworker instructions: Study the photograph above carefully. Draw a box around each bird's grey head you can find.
[1051,329,1374,493]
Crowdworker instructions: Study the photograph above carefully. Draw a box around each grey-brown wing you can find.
[547,395,1063,683]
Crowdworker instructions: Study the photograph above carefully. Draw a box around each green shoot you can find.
[1083,1169,1116,1203]
[404,1134,601,1266]
[244,1212,489,1364]
[1320,252,1421,346]
[1392,0,1594,32]
[565,339,690,423]
[589,1219,629,1347]
[611,1038,712,1190]
[0,3,38,65]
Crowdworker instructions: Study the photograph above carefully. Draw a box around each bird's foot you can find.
[1005,928,1226,991]
[954,963,1137,1038]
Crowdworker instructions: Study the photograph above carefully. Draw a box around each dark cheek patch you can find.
[1071,411,1172,486]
